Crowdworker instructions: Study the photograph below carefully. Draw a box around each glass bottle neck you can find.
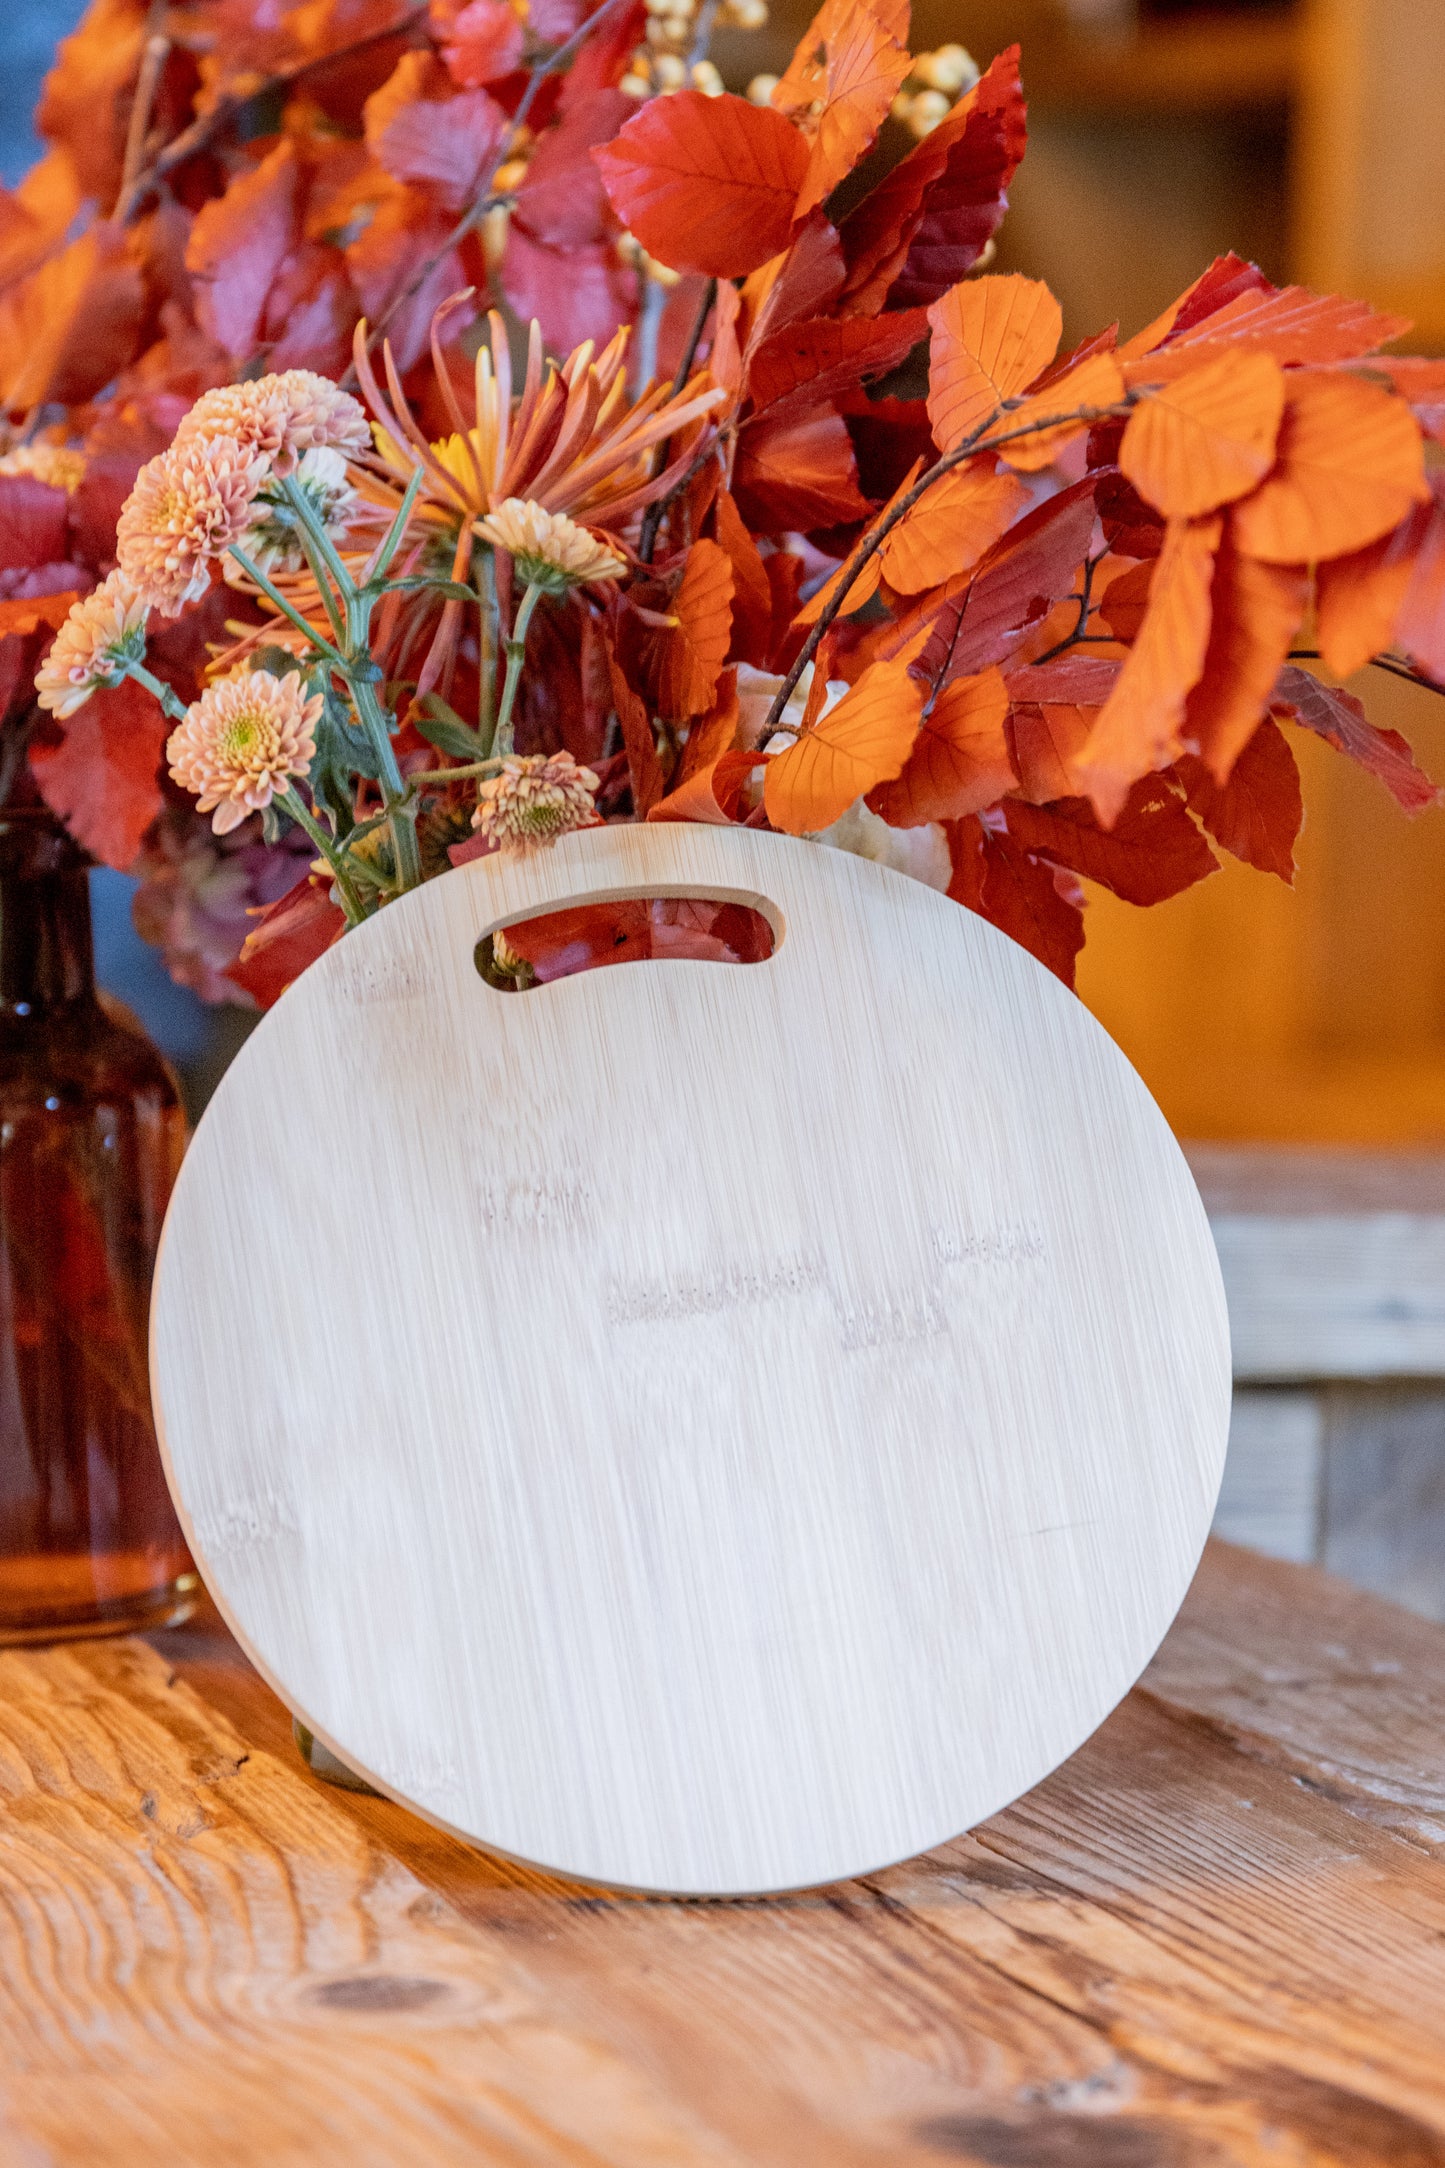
[0,816,96,1017]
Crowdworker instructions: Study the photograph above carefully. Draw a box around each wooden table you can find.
[2,1541,1443,2166]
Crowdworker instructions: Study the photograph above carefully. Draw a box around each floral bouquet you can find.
[9,0,1445,1004]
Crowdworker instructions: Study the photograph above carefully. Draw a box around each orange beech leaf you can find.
[1369,358,1445,447]
[880,465,1029,595]
[364,51,508,213]
[1231,374,1427,565]
[779,2,911,222]
[187,141,302,362]
[0,223,144,410]
[1315,501,1433,680]
[995,350,1125,472]
[1183,535,1307,783]
[747,308,928,420]
[839,47,1027,314]
[713,488,773,665]
[1271,665,1442,814]
[1006,701,1095,803]
[649,747,764,825]
[1098,560,1154,642]
[1116,254,1271,362]
[1394,480,1445,685]
[35,0,148,205]
[593,92,809,280]
[677,667,740,786]
[1077,515,1221,823]
[900,479,1098,689]
[867,667,1012,825]
[0,590,77,639]
[606,647,665,815]
[926,274,1062,454]
[1120,352,1285,518]
[793,548,883,626]
[651,539,735,719]
[764,657,923,833]
[1149,283,1409,370]
[1005,778,1218,906]
[947,816,1086,986]
[29,676,168,873]
[732,405,869,532]
[1176,714,1302,881]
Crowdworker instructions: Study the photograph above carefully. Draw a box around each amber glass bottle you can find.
[0,808,195,1640]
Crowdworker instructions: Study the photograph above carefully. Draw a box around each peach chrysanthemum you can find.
[35,571,149,718]
[476,499,626,592]
[176,371,371,473]
[118,436,270,614]
[0,443,86,493]
[472,752,601,855]
[167,669,322,835]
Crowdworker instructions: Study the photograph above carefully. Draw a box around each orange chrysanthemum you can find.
[176,370,372,473]
[35,570,149,717]
[118,436,270,614]
[167,669,322,834]
[472,751,601,855]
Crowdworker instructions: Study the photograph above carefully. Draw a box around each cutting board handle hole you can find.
[476,894,779,991]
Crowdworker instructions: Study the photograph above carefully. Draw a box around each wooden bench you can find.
[1190,1146,1445,1614]
[0,1543,1440,2163]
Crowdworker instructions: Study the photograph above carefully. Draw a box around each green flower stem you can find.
[478,544,498,743]
[122,659,188,722]
[227,544,349,669]
[406,760,506,789]
[281,474,357,617]
[370,466,425,584]
[276,785,369,927]
[490,581,545,759]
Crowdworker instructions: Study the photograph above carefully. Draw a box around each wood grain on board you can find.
[149,824,1229,1895]
[0,1541,1443,2165]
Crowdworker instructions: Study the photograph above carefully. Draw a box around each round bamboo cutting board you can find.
[150,824,1231,1895]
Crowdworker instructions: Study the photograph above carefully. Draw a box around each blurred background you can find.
[6,0,1445,1138]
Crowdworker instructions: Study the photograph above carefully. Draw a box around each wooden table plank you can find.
[0,1542,1442,2166]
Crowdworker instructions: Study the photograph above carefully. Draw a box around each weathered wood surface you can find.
[1,1540,1444,2165]
[1188,1144,1445,1381]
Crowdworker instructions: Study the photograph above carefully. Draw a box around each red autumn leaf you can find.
[741,214,847,361]
[764,656,923,833]
[1183,532,1307,783]
[1143,253,1273,346]
[1006,653,1121,706]
[514,89,633,250]
[1232,373,1426,566]
[501,897,773,979]
[1077,515,1221,823]
[35,0,149,206]
[436,0,525,87]
[1270,664,1442,814]
[503,228,634,356]
[905,481,1098,689]
[1006,700,1094,804]
[0,590,77,638]
[593,92,808,280]
[1369,358,1445,447]
[1149,283,1410,372]
[1005,777,1218,905]
[364,51,508,213]
[747,308,927,421]
[676,666,740,787]
[1176,714,1302,881]
[774,0,911,221]
[649,746,765,825]
[225,875,348,1009]
[1120,352,1285,519]
[947,815,1085,986]
[1393,479,1445,685]
[606,645,665,815]
[839,47,1027,314]
[0,475,70,572]
[29,675,169,872]
[867,667,1012,825]
[0,223,145,410]
[346,183,472,374]
[649,538,735,719]
[880,464,1028,595]
[732,405,869,532]
[926,273,1062,453]
[1315,502,1431,679]
[186,141,301,362]
[996,350,1125,473]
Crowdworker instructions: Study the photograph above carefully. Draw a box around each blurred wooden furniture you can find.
[1195,1146,1445,1616]
[1,1543,1443,2164]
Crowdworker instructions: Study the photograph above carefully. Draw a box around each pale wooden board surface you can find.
[1,1542,1444,2166]
[150,826,1230,1895]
